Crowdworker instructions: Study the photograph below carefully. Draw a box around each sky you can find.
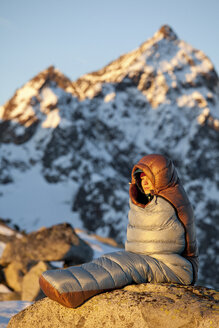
[1,0,219,106]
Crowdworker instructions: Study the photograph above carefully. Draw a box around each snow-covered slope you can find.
[0,25,218,289]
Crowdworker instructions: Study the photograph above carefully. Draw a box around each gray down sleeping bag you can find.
[39,196,193,308]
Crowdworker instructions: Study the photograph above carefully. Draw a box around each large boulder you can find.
[21,261,51,301]
[8,283,219,328]
[0,223,93,266]
[0,223,94,301]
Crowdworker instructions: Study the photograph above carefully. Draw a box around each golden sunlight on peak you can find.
[42,109,61,128]
[0,106,4,119]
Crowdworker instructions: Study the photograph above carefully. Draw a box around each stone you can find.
[21,261,51,301]
[8,283,219,328]
[0,223,93,266]
[0,220,23,245]
[0,291,20,301]
[0,282,20,301]
[4,261,28,292]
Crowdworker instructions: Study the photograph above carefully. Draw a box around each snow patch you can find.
[0,226,15,237]
[0,285,12,294]
[0,301,32,327]
[76,230,122,259]
[0,165,81,232]
[0,242,6,258]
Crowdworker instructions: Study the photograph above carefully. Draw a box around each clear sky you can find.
[1,0,219,106]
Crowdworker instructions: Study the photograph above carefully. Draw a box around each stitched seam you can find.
[148,158,165,186]
[81,267,100,290]
[127,239,184,244]
[91,261,116,288]
[128,223,174,230]
[63,268,86,300]
[103,255,131,282]
[153,259,169,283]
[41,271,63,290]
[154,165,169,177]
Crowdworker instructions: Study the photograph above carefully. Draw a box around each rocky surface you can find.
[0,25,218,290]
[0,290,20,301]
[21,261,50,301]
[4,261,27,292]
[0,223,93,266]
[8,283,219,328]
[0,219,23,245]
[0,223,93,302]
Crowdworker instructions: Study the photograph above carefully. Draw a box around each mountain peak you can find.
[72,25,218,119]
[0,66,75,127]
[158,25,178,41]
[30,66,74,93]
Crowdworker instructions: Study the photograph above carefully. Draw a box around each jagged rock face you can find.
[0,25,219,289]
[7,283,219,328]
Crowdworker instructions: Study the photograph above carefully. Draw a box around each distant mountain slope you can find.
[0,25,218,289]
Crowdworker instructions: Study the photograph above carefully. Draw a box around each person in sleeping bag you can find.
[39,154,199,308]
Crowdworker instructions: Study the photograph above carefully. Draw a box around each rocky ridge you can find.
[0,25,218,289]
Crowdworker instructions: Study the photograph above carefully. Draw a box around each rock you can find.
[0,291,20,301]
[0,265,6,283]
[8,283,219,328]
[4,261,28,292]
[0,220,23,262]
[0,223,93,266]
[0,282,21,301]
[0,219,23,245]
[21,261,51,301]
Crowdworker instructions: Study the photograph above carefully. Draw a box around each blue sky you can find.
[1,0,219,106]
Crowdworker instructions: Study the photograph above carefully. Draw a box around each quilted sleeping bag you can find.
[39,154,198,308]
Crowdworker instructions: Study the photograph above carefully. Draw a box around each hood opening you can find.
[133,169,145,194]
[131,168,154,206]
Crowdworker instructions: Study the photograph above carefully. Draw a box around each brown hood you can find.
[129,154,199,283]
